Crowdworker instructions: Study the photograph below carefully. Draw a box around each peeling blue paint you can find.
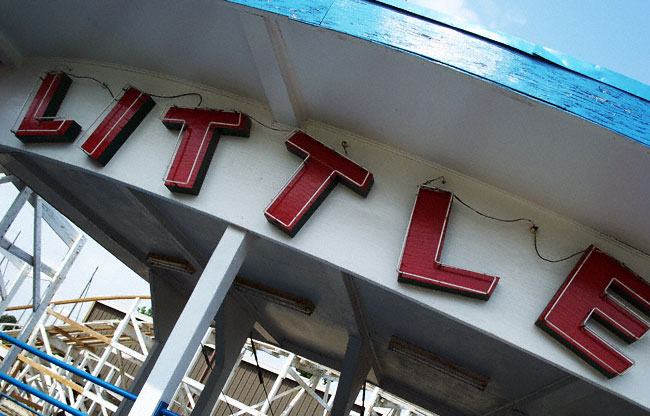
[226,0,650,147]
[374,0,650,103]
[226,0,335,25]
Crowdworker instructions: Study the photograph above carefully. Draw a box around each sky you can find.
[405,0,650,85]
[0,180,150,321]
[1,0,648,320]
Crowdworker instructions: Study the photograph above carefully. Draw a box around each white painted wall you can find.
[1,59,649,408]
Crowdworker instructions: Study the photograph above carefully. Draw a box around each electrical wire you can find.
[453,194,587,263]
[70,266,98,321]
[361,380,366,415]
[250,336,277,416]
[452,194,536,228]
[421,176,446,188]
[422,178,588,264]
[532,228,587,263]
[341,141,349,156]
[221,390,237,416]
[147,92,203,107]
[199,344,237,416]
[64,73,115,99]
[49,71,297,136]
[248,115,293,132]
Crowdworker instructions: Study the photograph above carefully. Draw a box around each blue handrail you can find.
[0,372,86,416]
[0,393,44,416]
[0,331,138,401]
[0,331,180,416]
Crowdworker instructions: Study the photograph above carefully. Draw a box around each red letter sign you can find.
[264,131,373,237]
[13,72,81,143]
[81,87,155,166]
[162,107,251,195]
[537,245,650,378]
[398,187,499,300]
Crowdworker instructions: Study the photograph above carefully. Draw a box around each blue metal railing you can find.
[0,372,85,416]
[0,392,44,416]
[0,332,179,416]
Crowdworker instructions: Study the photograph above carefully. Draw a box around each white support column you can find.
[0,175,16,185]
[240,12,305,126]
[0,265,29,315]
[0,30,23,67]
[32,194,41,311]
[0,263,7,300]
[328,335,372,416]
[0,187,31,238]
[128,225,252,416]
[189,294,255,416]
[0,234,86,374]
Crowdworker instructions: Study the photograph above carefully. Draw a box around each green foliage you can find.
[137,306,153,317]
[0,314,17,324]
[297,369,312,379]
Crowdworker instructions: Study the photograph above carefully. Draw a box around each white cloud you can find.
[503,11,526,26]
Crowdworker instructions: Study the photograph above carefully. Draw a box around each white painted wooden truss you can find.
[1,297,438,416]
[157,336,439,416]
[191,339,439,416]
[0,296,154,415]
[0,174,87,377]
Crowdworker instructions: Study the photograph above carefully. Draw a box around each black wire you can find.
[361,380,366,415]
[421,176,446,187]
[341,141,349,156]
[147,92,203,107]
[53,70,294,135]
[199,344,237,415]
[200,344,214,371]
[248,115,292,132]
[532,228,587,263]
[221,393,237,416]
[64,73,115,98]
[449,193,588,264]
[250,336,277,416]
[453,194,536,228]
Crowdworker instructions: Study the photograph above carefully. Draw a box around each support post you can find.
[190,295,255,416]
[32,194,41,311]
[116,270,190,415]
[0,234,85,374]
[0,187,31,238]
[328,335,372,416]
[128,225,251,416]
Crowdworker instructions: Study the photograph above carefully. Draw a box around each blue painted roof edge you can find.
[225,0,649,147]
[226,0,650,102]
[373,0,650,103]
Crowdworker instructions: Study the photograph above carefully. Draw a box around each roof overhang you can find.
[1,1,649,415]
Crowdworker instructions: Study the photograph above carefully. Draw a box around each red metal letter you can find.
[81,87,155,166]
[398,187,499,300]
[162,107,251,195]
[537,245,650,378]
[264,131,374,237]
[13,73,81,143]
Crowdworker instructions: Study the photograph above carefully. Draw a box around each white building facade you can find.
[1,1,649,415]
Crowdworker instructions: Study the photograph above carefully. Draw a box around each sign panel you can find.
[264,131,373,237]
[13,72,81,143]
[398,187,499,300]
[81,87,155,166]
[537,246,650,378]
[8,72,650,379]
[162,107,251,195]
